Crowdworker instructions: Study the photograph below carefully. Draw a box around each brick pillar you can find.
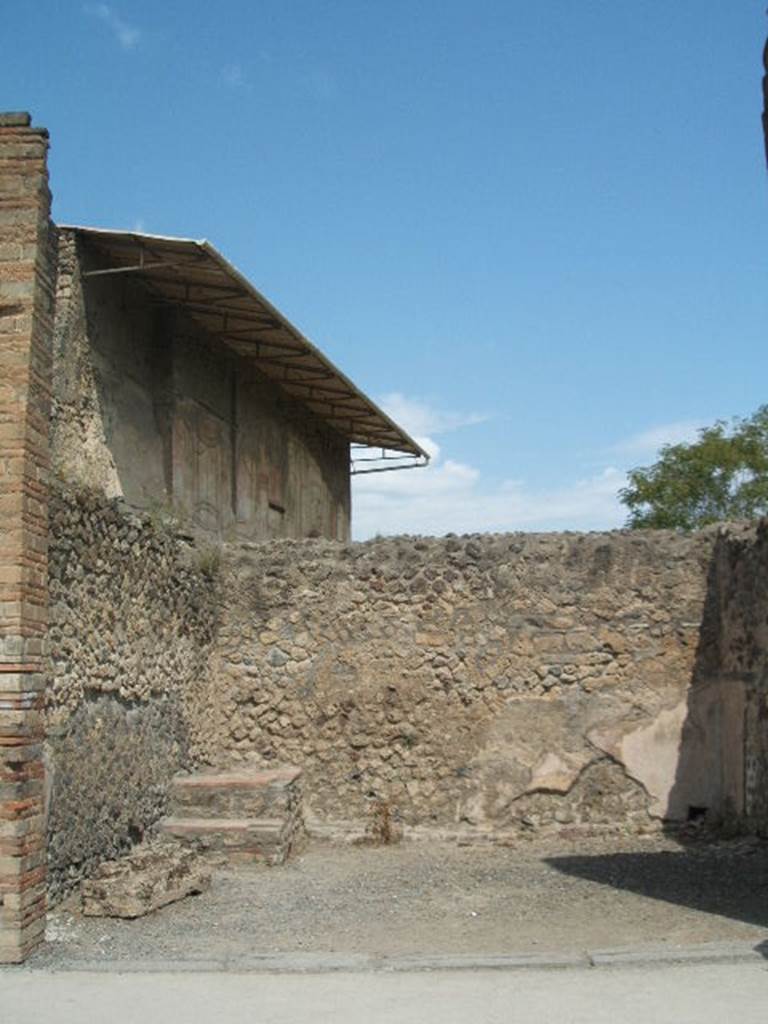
[0,112,54,963]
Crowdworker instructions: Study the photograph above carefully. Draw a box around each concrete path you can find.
[3,957,767,1024]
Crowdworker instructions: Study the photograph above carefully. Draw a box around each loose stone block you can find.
[80,842,210,919]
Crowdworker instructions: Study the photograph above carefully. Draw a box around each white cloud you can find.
[86,4,140,50]
[353,393,627,538]
[379,392,488,438]
[611,420,704,458]
[352,404,719,539]
[353,454,626,539]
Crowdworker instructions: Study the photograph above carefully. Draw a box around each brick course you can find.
[0,111,53,964]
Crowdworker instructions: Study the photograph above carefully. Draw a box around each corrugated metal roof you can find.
[61,226,428,461]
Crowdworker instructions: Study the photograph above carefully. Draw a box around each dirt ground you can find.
[29,832,768,965]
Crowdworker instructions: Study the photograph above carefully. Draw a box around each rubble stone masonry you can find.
[40,474,768,896]
[213,530,721,839]
[0,113,55,963]
[42,495,729,881]
[46,485,218,901]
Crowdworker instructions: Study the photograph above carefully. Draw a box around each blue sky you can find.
[5,2,768,537]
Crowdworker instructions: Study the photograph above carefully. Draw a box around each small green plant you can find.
[193,544,222,579]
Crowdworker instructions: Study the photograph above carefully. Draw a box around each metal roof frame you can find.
[60,226,429,470]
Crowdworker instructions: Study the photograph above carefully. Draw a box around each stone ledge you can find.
[173,767,302,789]
[160,814,301,866]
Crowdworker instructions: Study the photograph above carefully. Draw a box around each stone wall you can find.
[39,488,768,890]
[683,521,768,836]
[211,529,719,839]
[52,230,351,543]
[0,113,54,963]
[45,484,218,900]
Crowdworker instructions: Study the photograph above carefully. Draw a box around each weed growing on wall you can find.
[193,544,222,579]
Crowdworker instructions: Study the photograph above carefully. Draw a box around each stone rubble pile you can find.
[81,841,210,918]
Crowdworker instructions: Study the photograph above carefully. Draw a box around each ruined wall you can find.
[681,521,768,836]
[45,484,218,900]
[52,230,351,542]
[0,113,54,963]
[41,486,768,885]
[212,529,718,839]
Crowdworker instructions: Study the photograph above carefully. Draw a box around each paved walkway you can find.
[3,958,767,1024]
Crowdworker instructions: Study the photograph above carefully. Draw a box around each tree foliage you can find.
[619,406,768,530]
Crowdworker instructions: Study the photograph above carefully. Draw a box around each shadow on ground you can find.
[546,525,768,961]
[546,840,768,936]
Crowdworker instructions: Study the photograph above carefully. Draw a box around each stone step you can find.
[169,767,301,820]
[159,816,297,866]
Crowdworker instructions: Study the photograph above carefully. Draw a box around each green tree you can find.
[619,406,768,530]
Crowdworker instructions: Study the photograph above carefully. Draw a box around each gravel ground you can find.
[27,833,768,966]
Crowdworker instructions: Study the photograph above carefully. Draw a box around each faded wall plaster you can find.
[686,521,768,834]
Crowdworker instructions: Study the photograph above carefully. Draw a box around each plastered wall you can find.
[688,522,768,835]
[52,231,351,542]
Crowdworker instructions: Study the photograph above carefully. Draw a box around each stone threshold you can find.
[6,941,767,974]
[304,818,668,845]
